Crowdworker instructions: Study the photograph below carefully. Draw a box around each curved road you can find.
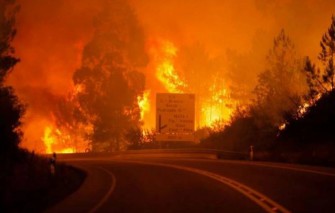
[47,154,335,213]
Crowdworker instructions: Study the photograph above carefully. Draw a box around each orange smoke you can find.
[154,40,187,93]
[8,0,335,153]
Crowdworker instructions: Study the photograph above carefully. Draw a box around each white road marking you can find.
[89,167,117,213]
[208,159,335,177]
[114,160,291,213]
[167,158,335,177]
[239,162,335,177]
[61,156,335,177]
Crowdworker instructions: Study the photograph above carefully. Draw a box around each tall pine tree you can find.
[254,30,307,127]
[304,16,335,99]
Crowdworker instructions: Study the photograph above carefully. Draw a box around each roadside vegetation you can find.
[102,15,335,169]
[2,4,335,212]
[126,17,335,167]
[0,1,85,211]
[200,16,335,166]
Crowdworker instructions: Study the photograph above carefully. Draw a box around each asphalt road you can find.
[46,153,335,213]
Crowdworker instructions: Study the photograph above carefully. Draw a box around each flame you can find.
[279,123,286,131]
[23,36,238,153]
[138,90,150,121]
[147,39,235,128]
[200,87,234,127]
[59,148,75,153]
[40,107,93,154]
[42,126,55,154]
[41,125,75,154]
[154,40,187,93]
[298,103,310,117]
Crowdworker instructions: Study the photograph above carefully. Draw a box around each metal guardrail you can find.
[54,149,248,160]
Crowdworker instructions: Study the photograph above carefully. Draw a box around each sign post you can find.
[156,93,195,142]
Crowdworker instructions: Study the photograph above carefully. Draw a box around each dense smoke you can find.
[133,0,334,84]
[6,0,335,152]
[8,0,100,151]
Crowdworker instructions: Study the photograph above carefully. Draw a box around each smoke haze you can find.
[6,0,335,151]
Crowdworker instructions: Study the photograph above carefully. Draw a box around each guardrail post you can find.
[249,145,254,161]
[50,152,56,175]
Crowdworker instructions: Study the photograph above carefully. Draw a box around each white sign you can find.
[156,93,195,141]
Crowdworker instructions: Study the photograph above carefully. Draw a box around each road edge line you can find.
[89,167,117,213]
[209,160,335,177]
[116,160,291,213]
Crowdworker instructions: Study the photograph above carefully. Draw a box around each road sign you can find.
[156,93,195,141]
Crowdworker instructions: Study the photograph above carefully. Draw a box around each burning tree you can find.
[73,0,148,151]
[0,0,24,156]
[202,31,309,152]
[176,43,224,127]
[163,42,235,128]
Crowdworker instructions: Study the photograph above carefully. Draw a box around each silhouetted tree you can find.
[73,0,148,151]
[277,90,335,165]
[319,16,335,89]
[0,0,24,156]
[125,127,143,150]
[304,57,326,99]
[304,16,335,99]
[201,31,307,152]
[276,16,335,165]
[253,30,307,127]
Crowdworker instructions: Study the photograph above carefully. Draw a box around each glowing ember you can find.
[298,103,310,117]
[279,123,286,131]
[74,83,85,95]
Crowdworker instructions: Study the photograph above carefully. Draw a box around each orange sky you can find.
[7,0,335,151]
[131,0,334,55]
